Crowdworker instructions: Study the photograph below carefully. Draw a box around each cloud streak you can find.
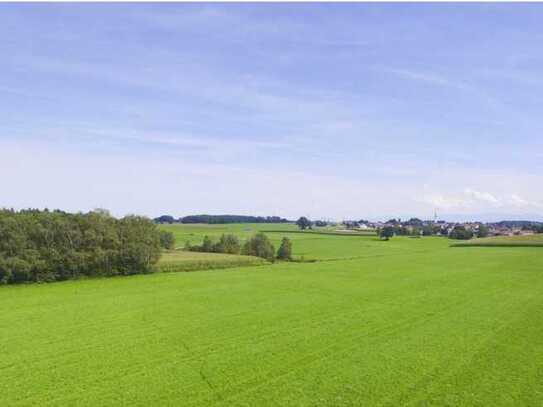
[422,188,543,212]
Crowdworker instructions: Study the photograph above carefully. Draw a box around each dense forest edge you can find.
[0,209,166,284]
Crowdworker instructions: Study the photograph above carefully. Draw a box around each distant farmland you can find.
[452,234,543,247]
[158,250,267,273]
[2,223,543,406]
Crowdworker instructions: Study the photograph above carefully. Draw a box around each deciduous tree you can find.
[276,237,293,260]
[380,226,395,241]
[242,233,275,261]
[296,217,312,230]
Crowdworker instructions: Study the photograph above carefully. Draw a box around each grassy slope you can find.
[452,234,543,247]
[2,232,543,405]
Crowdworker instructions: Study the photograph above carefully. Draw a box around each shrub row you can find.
[187,233,292,262]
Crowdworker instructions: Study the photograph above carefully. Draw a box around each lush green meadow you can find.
[158,222,300,247]
[452,234,543,247]
[2,224,543,406]
[159,223,388,261]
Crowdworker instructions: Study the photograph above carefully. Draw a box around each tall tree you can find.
[276,237,293,260]
[380,226,395,241]
[296,217,312,230]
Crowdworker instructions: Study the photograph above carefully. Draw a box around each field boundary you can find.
[158,259,269,273]
[158,250,269,273]
[450,235,543,248]
[451,242,543,248]
[262,230,377,237]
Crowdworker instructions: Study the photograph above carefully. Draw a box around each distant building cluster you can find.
[339,218,542,237]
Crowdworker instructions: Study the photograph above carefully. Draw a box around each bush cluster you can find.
[379,226,395,240]
[187,233,293,262]
[187,233,242,255]
[159,230,176,249]
[241,233,276,261]
[0,209,162,284]
[449,226,474,240]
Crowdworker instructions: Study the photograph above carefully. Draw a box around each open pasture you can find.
[160,223,407,261]
[452,234,543,247]
[159,222,299,247]
[2,227,543,406]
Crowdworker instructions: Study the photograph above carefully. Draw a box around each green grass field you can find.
[159,222,300,247]
[452,234,543,247]
[2,224,543,406]
[159,223,387,261]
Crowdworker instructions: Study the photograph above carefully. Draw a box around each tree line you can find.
[186,233,292,262]
[154,214,289,224]
[379,224,439,238]
[378,224,490,240]
[0,209,170,284]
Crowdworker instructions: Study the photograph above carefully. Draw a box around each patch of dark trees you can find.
[447,226,475,240]
[0,209,175,284]
[154,214,290,224]
[384,224,443,237]
[378,224,490,240]
[186,233,292,262]
[295,217,333,229]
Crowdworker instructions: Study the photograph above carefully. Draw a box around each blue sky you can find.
[1,3,543,221]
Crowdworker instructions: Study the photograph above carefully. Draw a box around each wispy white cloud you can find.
[380,67,463,88]
[9,52,360,130]
[507,194,543,209]
[464,188,499,205]
[378,66,502,109]
[422,188,543,212]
